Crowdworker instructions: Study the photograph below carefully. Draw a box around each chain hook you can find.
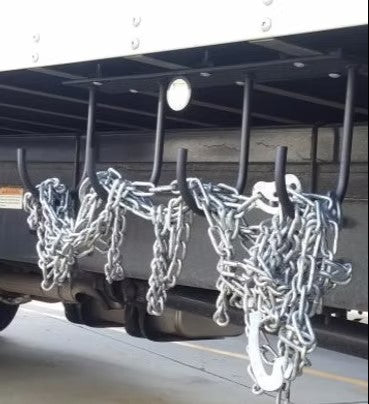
[17,148,38,199]
[335,65,357,204]
[149,81,167,186]
[177,75,254,215]
[248,311,286,393]
[275,146,295,219]
[85,86,108,201]
[18,132,82,202]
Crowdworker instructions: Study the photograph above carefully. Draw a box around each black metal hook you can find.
[85,81,166,200]
[309,67,357,204]
[176,148,204,216]
[84,86,108,201]
[236,76,253,193]
[335,66,357,204]
[274,146,295,219]
[17,148,38,199]
[176,76,254,216]
[17,134,83,202]
[149,81,166,185]
[274,66,357,218]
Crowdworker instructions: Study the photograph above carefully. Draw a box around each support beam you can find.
[0,102,147,131]
[126,55,188,71]
[254,83,368,116]
[250,39,323,57]
[0,83,212,129]
[28,68,299,125]
[0,125,37,134]
[0,116,77,132]
[128,56,368,116]
[190,99,301,125]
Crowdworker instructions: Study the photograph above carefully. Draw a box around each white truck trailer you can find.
[0,1,368,401]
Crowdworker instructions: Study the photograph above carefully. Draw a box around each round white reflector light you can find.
[167,78,192,112]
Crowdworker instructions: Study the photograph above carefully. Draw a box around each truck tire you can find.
[0,302,19,332]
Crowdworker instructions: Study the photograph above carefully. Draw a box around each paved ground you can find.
[0,302,367,404]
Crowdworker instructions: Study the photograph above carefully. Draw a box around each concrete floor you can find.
[0,302,367,404]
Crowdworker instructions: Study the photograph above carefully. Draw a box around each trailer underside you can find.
[0,25,368,354]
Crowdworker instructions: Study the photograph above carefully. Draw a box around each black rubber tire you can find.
[64,303,85,325]
[0,302,19,332]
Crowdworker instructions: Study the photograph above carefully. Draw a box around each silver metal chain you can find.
[23,170,191,315]
[23,170,352,404]
[24,171,130,290]
[181,178,352,403]
[146,197,192,316]
[95,174,193,316]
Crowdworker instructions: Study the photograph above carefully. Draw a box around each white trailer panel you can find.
[0,0,368,72]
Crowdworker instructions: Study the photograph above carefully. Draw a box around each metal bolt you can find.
[263,0,274,5]
[32,53,39,63]
[33,33,41,43]
[131,38,140,50]
[133,17,142,27]
[261,18,272,32]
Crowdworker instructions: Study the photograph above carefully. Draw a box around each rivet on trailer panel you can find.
[261,17,272,32]
[133,16,142,27]
[131,38,141,50]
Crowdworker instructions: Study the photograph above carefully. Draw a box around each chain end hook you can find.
[247,311,286,393]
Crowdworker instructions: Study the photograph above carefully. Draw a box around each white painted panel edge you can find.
[0,0,368,72]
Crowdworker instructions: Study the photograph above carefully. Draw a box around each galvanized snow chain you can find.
[97,174,193,317]
[146,197,193,316]
[242,192,352,403]
[23,169,192,316]
[181,177,352,404]
[23,170,352,404]
[24,171,130,290]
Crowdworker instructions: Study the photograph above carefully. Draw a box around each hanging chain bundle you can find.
[24,171,129,290]
[23,169,352,403]
[146,197,193,316]
[23,170,192,315]
[183,178,352,402]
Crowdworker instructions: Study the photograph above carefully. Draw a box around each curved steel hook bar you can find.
[176,76,253,215]
[85,86,108,201]
[85,81,165,199]
[236,76,253,194]
[150,81,166,185]
[17,148,38,199]
[275,146,295,219]
[248,311,286,392]
[335,66,357,204]
[176,148,204,216]
[72,134,82,190]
